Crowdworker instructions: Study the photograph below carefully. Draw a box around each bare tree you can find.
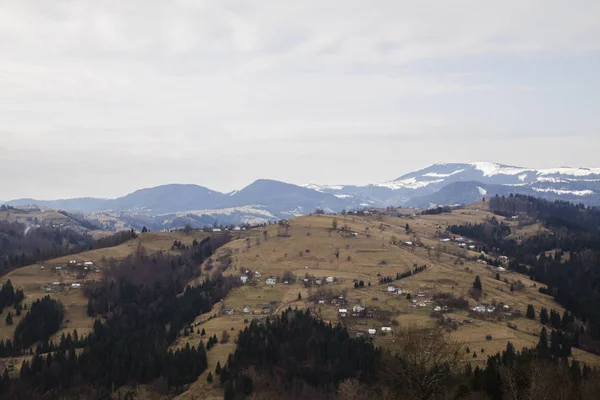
[379,325,464,400]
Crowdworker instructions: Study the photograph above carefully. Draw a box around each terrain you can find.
[5,162,600,230]
[2,197,600,399]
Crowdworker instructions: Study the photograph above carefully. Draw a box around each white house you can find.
[69,260,76,265]
[326,276,334,283]
[266,278,276,285]
[397,289,404,295]
[242,306,252,314]
[468,245,476,250]
[381,327,392,333]
[472,305,486,313]
[433,306,442,312]
[254,271,262,278]
[338,308,348,317]
[318,300,325,304]
[351,232,358,237]
[419,302,427,307]
[387,286,397,292]
[497,266,506,272]
[353,305,365,313]
[405,241,413,246]
[503,305,511,310]
[440,238,451,242]
[212,228,222,232]
[416,292,425,297]
[52,282,60,286]
[71,283,81,288]
[315,279,323,285]
[240,276,248,284]
[368,329,377,335]
[233,226,242,231]
[84,261,94,267]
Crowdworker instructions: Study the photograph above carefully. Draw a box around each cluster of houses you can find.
[44,282,83,292]
[337,303,377,319]
[222,301,276,316]
[355,326,393,337]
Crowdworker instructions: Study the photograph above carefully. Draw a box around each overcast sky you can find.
[1,1,599,200]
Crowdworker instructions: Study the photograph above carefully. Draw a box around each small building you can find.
[503,305,510,310]
[265,278,276,285]
[440,238,451,242]
[232,226,242,231]
[69,260,76,265]
[240,276,248,284]
[254,271,262,278]
[212,228,222,232]
[497,266,506,272]
[397,289,404,295]
[468,245,476,250]
[84,261,94,267]
[222,308,234,315]
[242,306,252,314]
[433,306,442,312]
[52,282,60,286]
[368,329,377,335]
[387,286,397,292]
[381,327,392,333]
[326,276,334,283]
[353,305,365,313]
[318,300,325,304]
[351,232,358,237]
[71,283,81,288]
[416,292,425,297]
[338,308,348,314]
[405,241,413,246]
[315,279,323,285]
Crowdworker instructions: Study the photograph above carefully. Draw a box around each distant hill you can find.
[5,162,600,228]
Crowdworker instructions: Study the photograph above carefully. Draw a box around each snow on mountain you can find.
[374,177,444,190]
[532,188,594,196]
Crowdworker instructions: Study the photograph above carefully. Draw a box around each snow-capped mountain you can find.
[304,162,600,207]
[6,162,600,230]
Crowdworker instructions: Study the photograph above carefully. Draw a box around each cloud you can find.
[0,0,599,199]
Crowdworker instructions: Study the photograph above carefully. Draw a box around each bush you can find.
[485,335,493,340]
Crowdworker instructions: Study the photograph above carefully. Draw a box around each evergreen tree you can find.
[207,371,213,384]
[526,304,536,319]
[495,272,500,280]
[215,361,222,375]
[540,307,549,325]
[297,292,302,300]
[473,276,482,291]
[537,327,549,355]
[5,312,12,326]
[201,328,206,336]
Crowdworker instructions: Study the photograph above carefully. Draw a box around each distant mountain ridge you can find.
[5,162,600,228]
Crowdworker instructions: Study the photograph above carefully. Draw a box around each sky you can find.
[1,0,599,200]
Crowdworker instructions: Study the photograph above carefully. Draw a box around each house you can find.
[338,309,348,317]
[262,306,274,314]
[315,279,323,285]
[242,306,252,314]
[405,241,413,246]
[397,289,404,295]
[55,266,63,271]
[233,226,242,231]
[254,271,262,278]
[416,292,425,297]
[84,261,94,267]
[468,245,476,250]
[366,310,376,318]
[212,228,222,232]
[318,300,325,304]
[472,305,486,313]
[381,327,392,333]
[353,305,365,313]
[240,276,248,284]
[302,278,309,283]
[433,306,442,312]
[387,286,397,292]
[440,238,451,242]
[351,232,358,237]
[52,282,60,286]
[497,267,506,272]
[368,329,377,335]
[458,243,466,248]
[69,260,76,265]
[222,308,234,315]
[476,259,487,264]
[326,276,334,283]
[419,302,427,307]
[503,305,510,310]
[265,278,276,285]
[71,283,81,288]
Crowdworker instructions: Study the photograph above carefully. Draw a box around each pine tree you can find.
[537,327,549,355]
[5,312,12,326]
[495,272,500,280]
[215,361,222,375]
[207,371,213,384]
[473,276,482,291]
[201,328,206,336]
[297,292,302,300]
[540,307,549,325]
[526,304,536,319]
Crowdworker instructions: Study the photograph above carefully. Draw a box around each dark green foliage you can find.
[5,312,12,326]
[13,296,63,349]
[526,304,536,319]
[222,308,380,398]
[207,371,213,384]
[540,307,549,325]
[472,276,482,291]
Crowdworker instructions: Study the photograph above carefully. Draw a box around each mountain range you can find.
[5,162,600,229]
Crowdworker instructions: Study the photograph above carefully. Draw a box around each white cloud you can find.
[0,0,599,199]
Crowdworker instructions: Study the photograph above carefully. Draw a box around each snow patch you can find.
[477,187,487,196]
[423,169,465,178]
[334,194,353,199]
[471,162,529,177]
[537,168,600,177]
[376,177,444,190]
[532,188,594,196]
[302,183,345,192]
[518,174,527,182]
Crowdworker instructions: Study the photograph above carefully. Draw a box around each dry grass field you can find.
[3,205,600,398]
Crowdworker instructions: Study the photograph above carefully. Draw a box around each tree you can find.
[5,312,12,326]
[540,307,549,325]
[526,304,536,320]
[537,327,549,355]
[141,226,148,233]
[215,361,222,375]
[495,272,500,280]
[473,276,482,291]
[201,328,206,336]
[207,371,214,384]
[405,223,410,234]
[332,218,338,230]
[380,325,464,400]
[220,330,230,344]
[297,292,302,300]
